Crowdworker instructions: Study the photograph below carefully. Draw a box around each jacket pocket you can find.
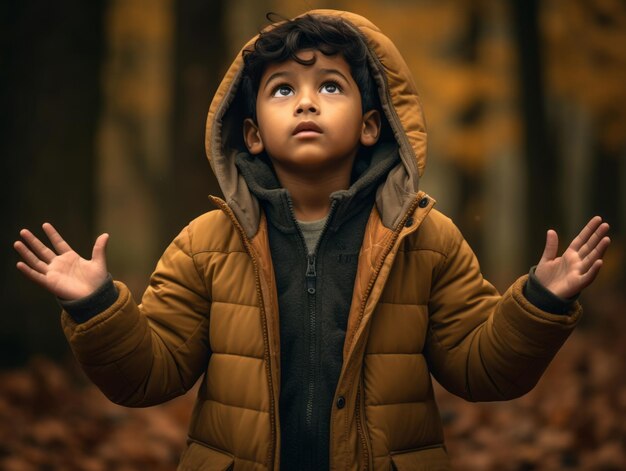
[390,445,451,471]
[178,441,234,471]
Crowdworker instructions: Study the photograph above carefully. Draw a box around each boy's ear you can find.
[360,110,382,147]
[243,118,264,155]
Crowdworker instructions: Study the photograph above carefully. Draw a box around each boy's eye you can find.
[272,85,293,97]
[320,82,341,94]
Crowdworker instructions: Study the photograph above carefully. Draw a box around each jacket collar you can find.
[235,143,400,234]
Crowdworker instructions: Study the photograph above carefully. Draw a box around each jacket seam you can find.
[365,400,426,408]
[430,222,464,284]
[191,249,247,255]
[112,359,143,397]
[206,398,270,414]
[427,231,465,351]
[385,443,446,458]
[179,226,210,300]
[376,301,427,307]
[171,317,209,355]
[153,313,209,393]
[365,352,423,356]
[432,244,458,284]
[187,438,265,468]
[398,247,448,257]
[469,327,505,400]
[425,324,450,363]
[234,455,267,467]
[210,299,259,309]
[211,351,264,360]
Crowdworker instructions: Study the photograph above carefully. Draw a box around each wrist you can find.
[524,266,578,314]
[533,266,578,299]
[59,274,119,323]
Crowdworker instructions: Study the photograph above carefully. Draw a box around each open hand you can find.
[535,216,610,299]
[14,223,109,301]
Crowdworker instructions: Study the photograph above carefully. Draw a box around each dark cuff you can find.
[523,265,578,315]
[58,274,119,323]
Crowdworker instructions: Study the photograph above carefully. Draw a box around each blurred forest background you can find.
[1,0,625,470]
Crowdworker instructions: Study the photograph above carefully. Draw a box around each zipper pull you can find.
[306,255,316,294]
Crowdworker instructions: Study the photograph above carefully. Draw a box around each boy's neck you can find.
[273,159,354,222]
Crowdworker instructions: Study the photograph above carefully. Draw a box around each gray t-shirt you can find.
[297,216,328,255]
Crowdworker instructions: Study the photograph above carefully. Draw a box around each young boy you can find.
[14,10,610,471]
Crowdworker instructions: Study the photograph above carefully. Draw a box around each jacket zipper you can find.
[286,197,337,468]
[210,196,277,470]
[351,196,425,470]
[304,251,317,436]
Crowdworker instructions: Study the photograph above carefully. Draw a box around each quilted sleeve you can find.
[61,224,211,407]
[425,222,582,401]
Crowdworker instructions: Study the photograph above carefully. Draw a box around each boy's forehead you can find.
[259,50,353,86]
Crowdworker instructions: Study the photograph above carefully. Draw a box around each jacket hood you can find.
[205,9,428,238]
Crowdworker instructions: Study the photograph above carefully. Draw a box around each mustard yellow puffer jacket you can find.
[61,10,582,471]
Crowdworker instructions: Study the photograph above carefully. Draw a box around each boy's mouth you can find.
[292,121,323,135]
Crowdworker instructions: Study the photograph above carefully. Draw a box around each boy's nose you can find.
[296,103,318,114]
[295,92,319,115]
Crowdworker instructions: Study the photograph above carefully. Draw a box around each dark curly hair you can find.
[241,14,380,121]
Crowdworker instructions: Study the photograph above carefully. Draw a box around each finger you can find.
[13,240,49,274]
[578,222,610,259]
[540,229,559,263]
[569,216,603,253]
[16,261,50,288]
[42,222,73,254]
[578,259,603,290]
[92,233,109,265]
[18,228,57,262]
[580,236,611,273]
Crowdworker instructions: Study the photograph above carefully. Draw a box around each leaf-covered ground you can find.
[1,296,624,471]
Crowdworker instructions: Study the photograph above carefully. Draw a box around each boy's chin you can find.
[274,157,353,174]
[268,151,357,172]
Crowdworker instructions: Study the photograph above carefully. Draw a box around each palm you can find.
[14,223,109,301]
[45,251,106,300]
[535,250,585,299]
[535,216,610,299]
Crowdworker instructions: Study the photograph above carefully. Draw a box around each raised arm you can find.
[425,216,610,402]
[14,223,211,407]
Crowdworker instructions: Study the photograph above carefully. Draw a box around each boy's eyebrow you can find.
[262,71,292,89]
[317,68,351,84]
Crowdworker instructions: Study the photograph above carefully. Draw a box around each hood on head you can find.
[205,9,428,238]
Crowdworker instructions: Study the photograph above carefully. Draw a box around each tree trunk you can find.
[511,0,559,262]
[166,0,228,241]
[1,0,104,366]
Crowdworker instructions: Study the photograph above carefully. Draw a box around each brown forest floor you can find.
[1,293,624,471]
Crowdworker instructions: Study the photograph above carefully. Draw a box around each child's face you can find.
[243,50,380,174]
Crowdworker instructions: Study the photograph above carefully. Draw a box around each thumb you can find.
[92,233,109,266]
[539,229,559,263]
